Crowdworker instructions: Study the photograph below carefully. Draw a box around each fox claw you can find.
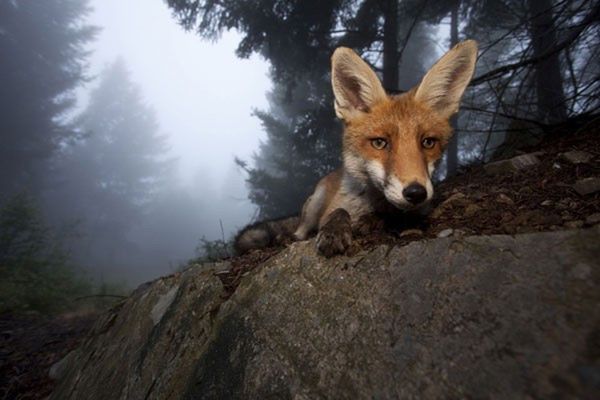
[316,208,352,257]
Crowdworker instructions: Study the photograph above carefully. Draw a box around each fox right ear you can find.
[331,47,387,121]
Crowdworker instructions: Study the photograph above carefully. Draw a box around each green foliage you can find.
[0,194,91,314]
[195,237,233,262]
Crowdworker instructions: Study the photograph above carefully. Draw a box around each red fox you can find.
[236,40,478,256]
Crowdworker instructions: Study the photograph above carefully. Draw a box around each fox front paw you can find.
[316,208,352,257]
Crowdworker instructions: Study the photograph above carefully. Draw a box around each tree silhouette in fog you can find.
[169,0,599,218]
[45,60,172,269]
[0,0,97,196]
[169,0,440,218]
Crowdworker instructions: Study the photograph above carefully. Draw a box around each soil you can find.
[0,312,97,400]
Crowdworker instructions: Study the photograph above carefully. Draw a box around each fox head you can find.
[331,40,478,209]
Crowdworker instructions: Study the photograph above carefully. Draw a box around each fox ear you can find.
[415,40,478,119]
[331,47,387,121]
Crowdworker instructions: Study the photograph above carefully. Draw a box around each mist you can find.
[1,0,597,289]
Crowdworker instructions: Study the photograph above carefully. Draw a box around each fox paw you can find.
[316,209,352,257]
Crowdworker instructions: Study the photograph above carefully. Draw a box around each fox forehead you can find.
[344,91,453,143]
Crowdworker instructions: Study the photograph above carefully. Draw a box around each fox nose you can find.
[402,183,427,205]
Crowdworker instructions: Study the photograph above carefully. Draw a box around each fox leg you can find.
[316,208,352,257]
[294,184,326,240]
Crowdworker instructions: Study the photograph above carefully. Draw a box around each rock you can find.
[399,228,424,238]
[49,351,75,381]
[51,228,600,400]
[484,153,540,175]
[437,228,454,238]
[496,193,515,205]
[573,177,600,196]
[453,229,468,237]
[463,204,482,218]
[585,213,600,226]
[564,220,584,229]
[561,150,593,164]
[518,187,534,196]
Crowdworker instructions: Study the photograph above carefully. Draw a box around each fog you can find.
[76,0,273,283]
[87,0,270,220]
[1,0,596,290]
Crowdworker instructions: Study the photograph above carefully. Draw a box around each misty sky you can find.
[84,0,271,232]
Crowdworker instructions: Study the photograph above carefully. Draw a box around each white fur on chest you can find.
[334,173,384,223]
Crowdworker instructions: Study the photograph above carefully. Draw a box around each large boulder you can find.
[51,227,600,399]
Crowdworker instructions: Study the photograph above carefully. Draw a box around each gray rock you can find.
[574,177,600,196]
[484,153,540,175]
[496,193,515,205]
[437,228,454,238]
[51,228,600,400]
[561,150,593,164]
[399,228,424,238]
[564,220,584,229]
[585,213,600,226]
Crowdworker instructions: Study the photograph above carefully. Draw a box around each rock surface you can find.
[574,177,600,196]
[483,153,540,175]
[51,228,600,400]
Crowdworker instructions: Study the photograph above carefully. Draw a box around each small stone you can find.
[496,194,515,205]
[518,187,533,196]
[560,212,573,221]
[564,220,584,229]
[573,177,600,196]
[453,229,468,237]
[555,199,570,210]
[464,204,482,218]
[437,228,454,238]
[540,200,553,207]
[569,263,591,280]
[399,229,424,238]
[561,150,593,164]
[484,154,540,175]
[585,213,600,226]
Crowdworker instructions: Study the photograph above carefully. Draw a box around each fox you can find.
[236,40,478,257]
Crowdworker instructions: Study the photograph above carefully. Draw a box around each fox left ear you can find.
[414,40,478,119]
[331,47,387,121]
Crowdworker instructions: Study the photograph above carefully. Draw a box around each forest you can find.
[0,0,598,310]
[1,0,599,398]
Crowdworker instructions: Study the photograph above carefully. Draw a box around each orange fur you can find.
[293,41,478,244]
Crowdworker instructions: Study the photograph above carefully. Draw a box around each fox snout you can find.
[381,174,433,210]
[402,183,428,205]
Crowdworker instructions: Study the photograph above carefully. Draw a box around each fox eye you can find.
[421,137,437,149]
[371,138,388,150]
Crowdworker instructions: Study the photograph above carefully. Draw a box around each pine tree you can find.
[168,0,439,218]
[0,0,97,195]
[45,60,172,269]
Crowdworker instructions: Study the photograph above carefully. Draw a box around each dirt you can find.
[217,117,600,297]
[0,312,97,400]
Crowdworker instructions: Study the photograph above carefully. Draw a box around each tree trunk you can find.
[527,0,567,123]
[446,1,460,177]
[382,0,399,92]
